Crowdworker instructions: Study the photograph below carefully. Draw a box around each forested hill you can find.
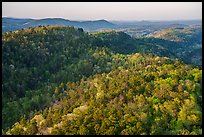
[2,26,202,135]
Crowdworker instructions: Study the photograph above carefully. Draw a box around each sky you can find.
[2,2,202,21]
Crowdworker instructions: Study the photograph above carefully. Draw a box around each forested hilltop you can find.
[2,26,202,135]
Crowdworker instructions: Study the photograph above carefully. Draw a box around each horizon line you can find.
[2,16,202,22]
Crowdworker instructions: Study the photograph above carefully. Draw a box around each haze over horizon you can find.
[2,2,202,21]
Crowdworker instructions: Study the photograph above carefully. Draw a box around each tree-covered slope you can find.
[5,53,202,135]
[2,26,152,130]
[2,26,202,134]
[2,26,118,130]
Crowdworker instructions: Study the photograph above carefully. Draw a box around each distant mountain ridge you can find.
[2,17,117,32]
[111,20,202,26]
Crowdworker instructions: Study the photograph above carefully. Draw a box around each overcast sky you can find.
[2,2,202,21]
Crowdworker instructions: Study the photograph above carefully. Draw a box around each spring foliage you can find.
[2,26,202,135]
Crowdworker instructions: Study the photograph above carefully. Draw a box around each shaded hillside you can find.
[90,31,177,58]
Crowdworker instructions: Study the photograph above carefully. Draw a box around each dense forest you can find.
[2,26,202,135]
